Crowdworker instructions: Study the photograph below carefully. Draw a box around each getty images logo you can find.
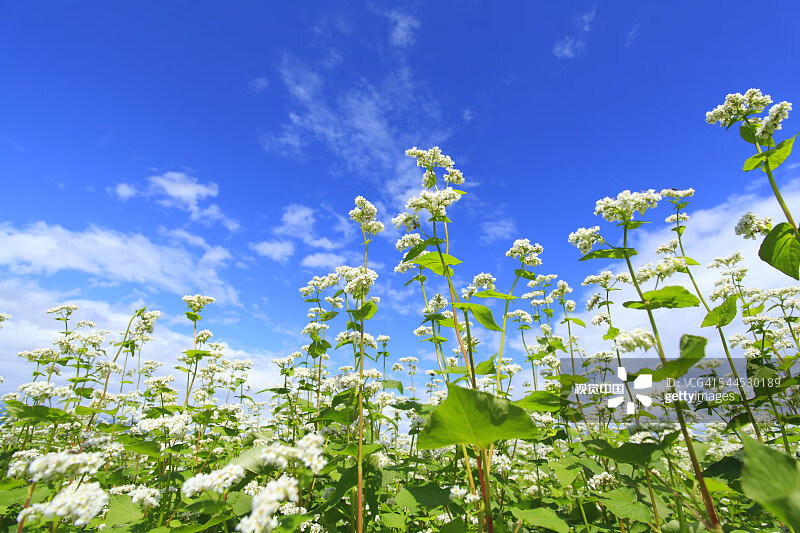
[607,367,653,415]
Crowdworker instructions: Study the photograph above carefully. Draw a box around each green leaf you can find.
[473,289,516,300]
[701,295,738,328]
[623,285,701,310]
[599,487,651,523]
[3,400,71,423]
[410,252,462,276]
[583,436,677,466]
[741,435,800,531]
[759,222,800,280]
[395,482,451,512]
[632,334,706,382]
[417,383,538,450]
[743,135,796,172]
[381,513,407,528]
[474,357,497,375]
[739,124,775,147]
[105,495,143,527]
[509,507,569,533]
[229,445,272,474]
[118,436,162,459]
[452,303,502,331]
[382,379,403,394]
[512,391,564,412]
[742,302,765,317]
[403,237,445,262]
[579,248,638,261]
[351,301,378,320]
[327,442,383,458]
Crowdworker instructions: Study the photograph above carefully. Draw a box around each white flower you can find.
[130,486,161,507]
[47,304,79,315]
[0,313,10,330]
[349,196,383,235]
[664,213,689,223]
[660,188,695,199]
[757,101,792,138]
[392,212,420,232]
[182,464,246,497]
[236,476,299,533]
[614,328,655,353]
[594,190,662,222]
[506,239,543,266]
[568,226,602,254]
[472,272,496,290]
[19,482,108,526]
[395,233,423,251]
[406,188,462,218]
[196,329,213,344]
[734,212,772,240]
[28,452,104,482]
[706,89,772,127]
[182,294,215,313]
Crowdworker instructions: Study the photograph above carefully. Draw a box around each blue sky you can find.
[2,2,800,395]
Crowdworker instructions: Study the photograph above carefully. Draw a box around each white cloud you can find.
[0,222,239,305]
[301,252,348,270]
[250,76,269,93]
[384,10,420,48]
[625,24,640,47]
[109,171,239,232]
[554,36,586,59]
[250,240,295,263]
[480,219,518,245]
[272,203,349,250]
[462,108,474,123]
[111,183,137,200]
[577,7,597,32]
[264,27,449,214]
[554,7,596,60]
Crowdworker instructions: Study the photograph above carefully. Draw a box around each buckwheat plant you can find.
[1,98,799,533]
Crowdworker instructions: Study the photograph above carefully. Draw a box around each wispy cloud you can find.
[112,183,137,201]
[553,36,586,59]
[0,222,239,304]
[250,76,269,93]
[625,23,640,47]
[301,252,348,270]
[250,240,295,263]
[462,108,474,123]
[554,7,597,59]
[108,171,239,232]
[480,219,518,245]
[384,10,420,48]
[262,11,449,213]
[273,203,348,250]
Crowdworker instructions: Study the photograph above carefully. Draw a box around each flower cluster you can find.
[568,226,602,254]
[182,294,216,313]
[594,190,662,222]
[349,196,384,235]
[27,452,104,482]
[734,211,772,240]
[506,239,544,266]
[19,482,108,527]
[261,432,327,475]
[182,464,246,497]
[705,88,772,127]
[236,476,299,533]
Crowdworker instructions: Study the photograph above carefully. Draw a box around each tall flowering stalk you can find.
[348,196,383,533]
